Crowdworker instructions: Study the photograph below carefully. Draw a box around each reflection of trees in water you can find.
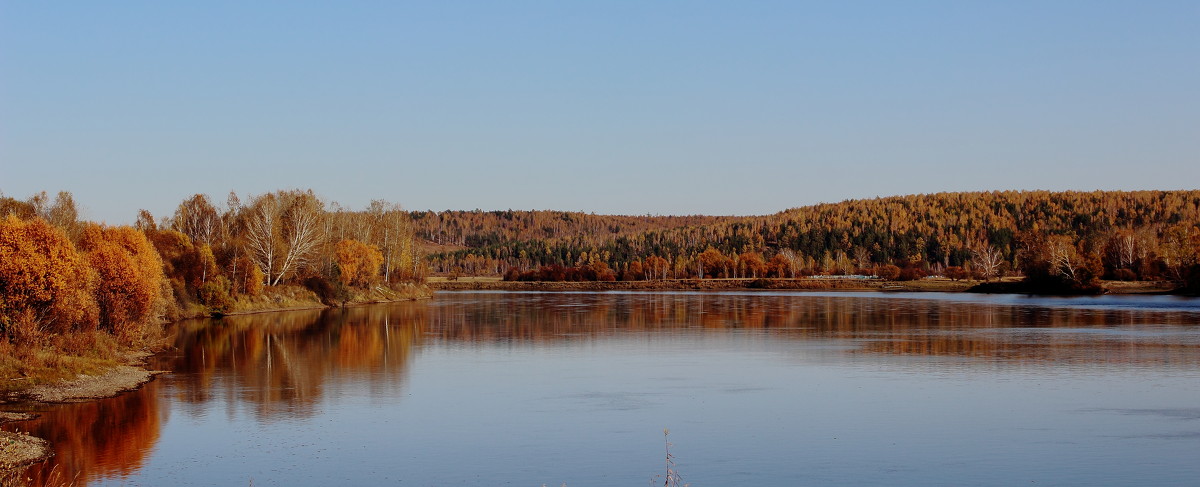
[167,303,427,420]
[10,381,163,487]
[426,293,1200,366]
[9,294,1198,486]
[7,303,426,487]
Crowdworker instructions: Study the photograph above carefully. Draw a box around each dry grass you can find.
[0,332,122,394]
[224,285,325,314]
[346,283,434,304]
[1100,280,1176,294]
[656,429,688,487]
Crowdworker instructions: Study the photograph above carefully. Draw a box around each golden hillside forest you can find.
[424,190,1200,292]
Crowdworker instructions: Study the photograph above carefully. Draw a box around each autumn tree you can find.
[853,246,872,272]
[0,215,98,338]
[971,245,1004,281]
[335,239,384,287]
[697,247,730,278]
[0,195,37,219]
[79,225,166,342]
[766,253,791,278]
[622,260,645,281]
[1159,224,1199,284]
[643,255,669,280]
[780,249,803,277]
[1018,233,1102,292]
[47,191,82,239]
[244,190,326,286]
[365,200,414,282]
[877,264,901,281]
[944,266,969,281]
[738,251,766,278]
[172,194,222,245]
[239,257,265,296]
[135,209,157,232]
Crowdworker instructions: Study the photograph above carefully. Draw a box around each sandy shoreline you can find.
[1,412,50,475]
[0,353,167,478]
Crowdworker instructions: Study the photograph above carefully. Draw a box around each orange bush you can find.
[0,215,97,337]
[79,225,165,341]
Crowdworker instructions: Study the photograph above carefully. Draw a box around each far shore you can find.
[426,276,1181,295]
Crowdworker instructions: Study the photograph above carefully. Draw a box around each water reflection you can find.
[3,291,1198,486]
[166,304,425,420]
[427,293,1200,366]
[4,303,425,486]
[9,382,162,486]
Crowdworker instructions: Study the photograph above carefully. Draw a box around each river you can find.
[5,291,1200,486]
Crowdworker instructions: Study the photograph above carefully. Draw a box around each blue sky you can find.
[2,1,1197,223]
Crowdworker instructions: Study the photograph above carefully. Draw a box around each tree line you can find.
[0,189,425,350]
[428,191,1200,292]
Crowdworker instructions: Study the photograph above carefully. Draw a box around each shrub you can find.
[1111,268,1137,281]
[877,264,901,281]
[0,215,98,337]
[198,276,234,313]
[79,225,165,342]
[944,266,969,281]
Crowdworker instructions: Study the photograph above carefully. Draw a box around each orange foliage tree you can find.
[334,239,383,287]
[697,247,731,278]
[644,255,670,280]
[738,251,766,278]
[79,225,165,341]
[0,215,97,337]
[238,256,265,296]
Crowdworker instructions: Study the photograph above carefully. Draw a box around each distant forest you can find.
[420,191,1200,291]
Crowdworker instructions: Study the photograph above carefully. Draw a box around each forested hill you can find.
[425,190,1200,284]
[412,210,733,273]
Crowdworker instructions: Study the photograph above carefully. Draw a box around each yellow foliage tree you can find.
[238,256,265,296]
[335,239,383,287]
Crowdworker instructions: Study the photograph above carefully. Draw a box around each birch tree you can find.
[173,194,221,245]
[243,190,326,286]
[971,245,1004,281]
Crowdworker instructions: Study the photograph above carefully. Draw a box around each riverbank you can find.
[427,277,1179,294]
[2,283,433,394]
[0,414,50,483]
[0,283,432,480]
[0,353,164,479]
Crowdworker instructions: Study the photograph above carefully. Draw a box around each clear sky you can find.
[2,1,1197,223]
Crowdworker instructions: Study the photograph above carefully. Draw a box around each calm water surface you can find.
[6,291,1200,486]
